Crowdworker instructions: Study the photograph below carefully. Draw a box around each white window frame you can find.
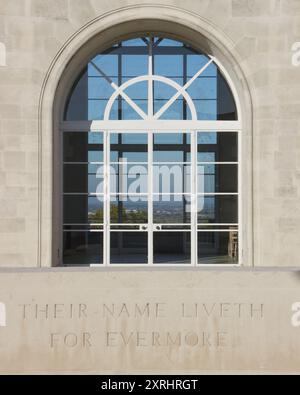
[61,37,242,267]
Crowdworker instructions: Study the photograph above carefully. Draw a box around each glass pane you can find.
[186,77,217,100]
[153,80,177,102]
[110,195,148,223]
[63,232,103,265]
[197,132,238,162]
[154,133,190,163]
[153,195,191,223]
[110,232,147,264]
[154,100,186,120]
[197,164,238,193]
[63,132,103,162]
[88,76,115,99]
[110,163,148,194]
[153,151,187,162]
[217,72,237,120]
[197,152,215,162]
[195,100,217,120]
[153,164,190,193]
[88,100,108,120]
[122,134,147,145]
[88,133,103,144]
[63,195,104,224]
[154,55,183,77]
[154,132,186,145]
[121,99,148,120]
[111,151,148,162]
[122,54,148,77]
[198,231,238,264]
[197,195,238,224]
[124,81,147,100]
[153,232,190,264]
[187,55,216,77]
[110,133,147,162]
[122,38,148,47]
[65,69,88,121]
[88,54,118,77]
[156,38,183,47]
[64,164,104,194]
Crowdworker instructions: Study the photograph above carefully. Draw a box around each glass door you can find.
[107,131,149,264]
[105,129,196,266]
[152,131,194,265]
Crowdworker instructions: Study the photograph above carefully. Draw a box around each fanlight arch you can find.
[64,35,238,126]
[103,74,198,121]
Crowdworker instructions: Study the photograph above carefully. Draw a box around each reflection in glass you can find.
[64,164,104,194]
[187,54,217,77]
[153,100,189,120]
[153,80,178,104]
[197,132,217,145]
[186,77,217,99]
[154,54,183,77]
[110,195,148,223]
[154,133,185,145]
[198,231,238,264]
[195,100,217,120]
[153,232,190,264]
[63,195,104,224]
[63,232,103,265]
[110,133,148,162]
[197,195,238,224]
[197,132,238,162]
[124,81,148,100]
[121,99,148,120]
[197,164,237,194]
[64,36,237,121]
[88,76,115,99]
[153,133,190,162]
[110,232,147,264]
[122,55,148,77]
[63,132,103,162]
[153,151,186,162]
[197,152,215,162]
[65,70,88,121]
[153,164,190,194]
[110,163,148,194]
[111,151,148,162]
[153,195,191,223]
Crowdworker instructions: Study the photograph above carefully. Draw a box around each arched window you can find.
[61,35,241,266]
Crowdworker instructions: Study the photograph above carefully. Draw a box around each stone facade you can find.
[0,0,299,267]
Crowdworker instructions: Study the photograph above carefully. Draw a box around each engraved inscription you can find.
[15,301,265,350]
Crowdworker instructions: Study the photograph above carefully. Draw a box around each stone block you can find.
[281,0,300,16]
[0,0,26,16]
[0,218,25,233]
[3,151,26,170]
[30,0,69,20]
[0,104,21,120]
[232,0,271,17]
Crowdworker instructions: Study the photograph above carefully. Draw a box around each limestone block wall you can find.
[0,0,299,267]
[0,268,299,373]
